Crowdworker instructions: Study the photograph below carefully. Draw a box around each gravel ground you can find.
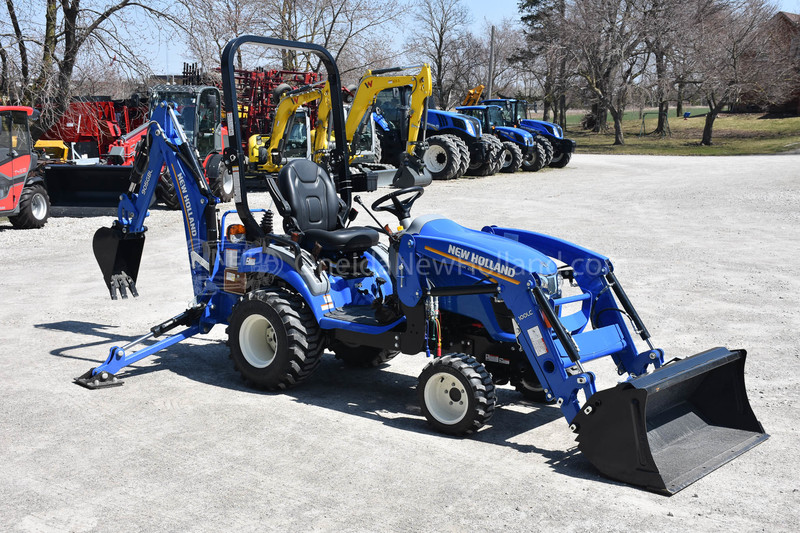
[1,154,798,532]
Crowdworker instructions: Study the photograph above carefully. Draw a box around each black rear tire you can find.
[228,289,324,390]
[418,354,496,435]
[499,141,523,173]
[442,134,469,179]
[156,168,181,210]
[9,183,50,229]
[549,150,572,168]
[466,134,501,177]
[423,136,460,180]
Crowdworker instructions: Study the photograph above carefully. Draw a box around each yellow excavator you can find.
[248,64,433,187]
[462,84,484,106]
[247,81,328,174]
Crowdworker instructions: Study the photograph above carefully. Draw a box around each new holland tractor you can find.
[482,98,576,169]
[79,36,766,496]
[456,104,537,174]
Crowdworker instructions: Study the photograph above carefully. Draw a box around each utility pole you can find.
[487,25,495,99]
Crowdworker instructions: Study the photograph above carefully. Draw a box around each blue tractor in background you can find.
[78,36,766,496]
[424,108,500,178]
[482,98,576,169]
[456,104,537,174]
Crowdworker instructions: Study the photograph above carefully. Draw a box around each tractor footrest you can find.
[74,369,124,389]
[557,325,626,364]
[325,305,381,326]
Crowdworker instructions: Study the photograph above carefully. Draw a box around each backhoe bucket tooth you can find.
[574,347,767,495]
[93,226,145,299]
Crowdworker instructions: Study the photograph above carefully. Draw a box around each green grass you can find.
[559,110,800,155]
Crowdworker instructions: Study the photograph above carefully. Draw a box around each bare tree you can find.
[567,0,650,144]
[408,0,471,108]
[684,0,787,145]
[2,0,175,131]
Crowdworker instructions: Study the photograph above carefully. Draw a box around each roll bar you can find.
[220,36,351,242]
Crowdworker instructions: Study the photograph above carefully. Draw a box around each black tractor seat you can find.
[268,159,379,254]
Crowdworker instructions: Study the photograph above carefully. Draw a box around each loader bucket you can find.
[574,347,767,495]
[93,226,145,299]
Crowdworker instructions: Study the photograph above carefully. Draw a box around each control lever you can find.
[353,195,392,237]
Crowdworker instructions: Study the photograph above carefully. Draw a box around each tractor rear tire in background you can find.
[521,140,547,172]
[333,343,399,367]
[418,353,496,435]
[499,141,523,173]
[273,83,292,101]
[423,135,460,180]
[486,135,504,175]
[512,368,553,403]
[228,289,324,390]
[549,151,572,168]
[9,183,50,229]
[466,134,501,177]
[441,134,469,179]
[207,153,235,202]
[157,169,181,210]
[537,137,554,167]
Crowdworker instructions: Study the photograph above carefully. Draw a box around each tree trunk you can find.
[609,106,624,145]
[557,93,566,129]
[654,51,668,134]
[701,107,719,145]
[593,103,608,133]
[676,81,684,118]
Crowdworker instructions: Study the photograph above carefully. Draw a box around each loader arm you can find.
[462,84,484,106]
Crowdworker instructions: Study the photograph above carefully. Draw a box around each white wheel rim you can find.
[31,193,47,220]
[424,371,468,425]
[423,145,448,173]
[501,148,513,168]
[239,314,278,368]
[221,165,234,195]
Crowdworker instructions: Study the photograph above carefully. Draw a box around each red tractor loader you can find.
[0,106,50,229]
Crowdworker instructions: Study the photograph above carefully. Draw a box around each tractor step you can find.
[74,369,123,389]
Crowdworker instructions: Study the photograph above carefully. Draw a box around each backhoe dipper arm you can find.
[345,64,432,156]
[93,103,218,300]
[221,36,351,242]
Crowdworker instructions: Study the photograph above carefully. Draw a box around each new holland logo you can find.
[446,244,516,278]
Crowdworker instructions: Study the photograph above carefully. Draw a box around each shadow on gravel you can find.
[41,320,604,484]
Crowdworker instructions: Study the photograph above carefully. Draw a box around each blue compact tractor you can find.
[482,98,576,169]
[79,36,766,496]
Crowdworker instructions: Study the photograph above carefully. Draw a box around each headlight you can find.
[540,273,562,298]
[464,120,475,136]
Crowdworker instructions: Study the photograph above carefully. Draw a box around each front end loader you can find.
[80,36,766,495]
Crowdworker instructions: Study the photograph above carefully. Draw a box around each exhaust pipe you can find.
[574,347,767,494]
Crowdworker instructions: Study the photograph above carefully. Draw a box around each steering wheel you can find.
[371,186,425,222]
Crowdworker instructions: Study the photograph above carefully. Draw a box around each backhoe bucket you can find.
[574,347,767,495]
[92,226,145,299]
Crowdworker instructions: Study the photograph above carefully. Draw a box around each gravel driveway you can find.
[1,154,797,532]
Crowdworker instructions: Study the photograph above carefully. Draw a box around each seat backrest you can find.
[276,159,340,232]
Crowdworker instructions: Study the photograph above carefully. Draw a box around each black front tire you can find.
[9,184,50,229]
[499,141,523,173]
[418,354,496,435]
[521,141,547,172]
[228,289,324,390]
[537,137,554,167]
[549,151,572,168]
